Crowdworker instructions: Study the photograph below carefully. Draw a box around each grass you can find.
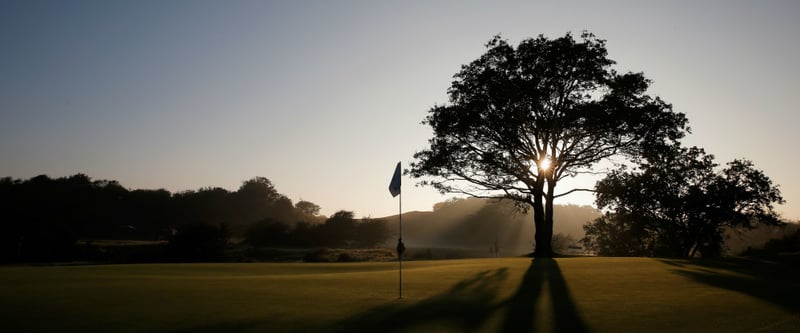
[0,257,798,332]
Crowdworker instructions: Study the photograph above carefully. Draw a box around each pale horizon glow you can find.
[1,1,798,221]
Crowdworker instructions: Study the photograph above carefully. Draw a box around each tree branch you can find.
[553,188,597,199]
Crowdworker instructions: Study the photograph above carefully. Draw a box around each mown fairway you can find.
[0,257,798,333]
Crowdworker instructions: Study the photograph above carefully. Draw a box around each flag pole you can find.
[398,187,402,299]
[389,161,404,300]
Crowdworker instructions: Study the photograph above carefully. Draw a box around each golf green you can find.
[0,257,797,332]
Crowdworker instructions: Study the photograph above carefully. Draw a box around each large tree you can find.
[409,32,688,257]
[584,144,784,258]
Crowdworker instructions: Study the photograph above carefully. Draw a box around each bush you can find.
[302,248,395,262]
[742,228,800,256]
[167,222,230,261]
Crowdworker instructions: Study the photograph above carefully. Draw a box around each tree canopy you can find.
[295,200,322,216]
[409,32,688,256]
[583,144,784,258]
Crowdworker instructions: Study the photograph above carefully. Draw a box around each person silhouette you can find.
[396,238,406,258]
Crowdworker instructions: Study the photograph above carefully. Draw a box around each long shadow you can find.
[329,268,509,333]
[333,259,590,333]
[499,261,542,332]
[500,258,589,333]
[662,256,800,313]
[547,259,590,333]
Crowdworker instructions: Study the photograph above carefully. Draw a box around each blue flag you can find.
[389,162,401,197]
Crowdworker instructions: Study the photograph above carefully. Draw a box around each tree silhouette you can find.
[0,174,344,262]
[244,218,291,247]
[410,32,687,257]
[353,218,390,248]
[295,200,321,216]
[235,177,295,223]
[584,143,784,258]
[318,210,357,247]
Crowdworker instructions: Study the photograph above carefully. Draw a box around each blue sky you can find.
[1,1,798,220]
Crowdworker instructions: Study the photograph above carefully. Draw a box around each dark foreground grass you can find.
[0,257,798,333]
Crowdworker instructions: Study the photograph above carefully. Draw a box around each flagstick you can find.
[398,189,403,299]
[389,161,403,300]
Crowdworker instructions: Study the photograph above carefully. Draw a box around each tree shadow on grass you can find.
[329,268,509,333]
[332,258,590,333]
[501,258,589,333]
[662,256,800,313]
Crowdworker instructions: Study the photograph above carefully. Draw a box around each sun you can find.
[530,157,552,173]
[538,158,552,171]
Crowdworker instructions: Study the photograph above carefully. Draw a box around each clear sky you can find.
[1,1,798,220]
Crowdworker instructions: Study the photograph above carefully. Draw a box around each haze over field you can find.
[387,198,599,252]
[2,1,798,220]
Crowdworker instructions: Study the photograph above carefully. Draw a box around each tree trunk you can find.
[533,199,551,258]
[532,175,551,257]
[533,177,555,258]
[536,182,556,258]
[688,243,698,259]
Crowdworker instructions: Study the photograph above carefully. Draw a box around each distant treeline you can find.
[0,174,389,263]
[3,174,791,263]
